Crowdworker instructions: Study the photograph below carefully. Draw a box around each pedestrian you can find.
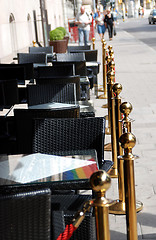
[95,9,106,40]
[75,5,92,46]
[104,8,114,41]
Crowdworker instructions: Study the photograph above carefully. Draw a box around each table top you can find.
[5,101,92,117]
[0,151,98,187]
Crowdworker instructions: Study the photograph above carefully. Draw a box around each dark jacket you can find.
[104,14,114,26]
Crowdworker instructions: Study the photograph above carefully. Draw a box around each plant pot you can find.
[49,39,67,53]
[64,36,69,49]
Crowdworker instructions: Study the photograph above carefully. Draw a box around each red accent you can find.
[57,224,77,240]
[68,18,95,43]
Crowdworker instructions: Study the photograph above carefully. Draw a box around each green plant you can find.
[49,29,64,41]
[55,27,66,37]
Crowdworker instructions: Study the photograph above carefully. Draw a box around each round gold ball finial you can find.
[90,170,111,193]
[108,45,112,50]
[92,37,95,42]
[106,55,111,62]
[113,83,122,96]
[120,102,132,115]
[119,132,136,149]
[101,38,105,44]
[110,61,115,69]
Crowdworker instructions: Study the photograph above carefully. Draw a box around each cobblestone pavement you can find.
[88,20,156,239]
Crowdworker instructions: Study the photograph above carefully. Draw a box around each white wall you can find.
[0,0,72,63]
[46,0,65,30]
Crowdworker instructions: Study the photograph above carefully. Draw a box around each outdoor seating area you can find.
[0,37,146,240]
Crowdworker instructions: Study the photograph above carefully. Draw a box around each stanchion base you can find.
[136,200,143,213]
[98,88,105,92]
[102,103,108,108]
[104,143,112,151]
[105,127,111,135]
[97,94,107,99]
[109,200,143,215]
[109,200,126,214]
[108,167,118,178]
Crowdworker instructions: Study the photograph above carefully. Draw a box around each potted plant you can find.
[49,27,68,53]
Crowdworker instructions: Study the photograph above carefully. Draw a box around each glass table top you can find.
[0,150,98,187]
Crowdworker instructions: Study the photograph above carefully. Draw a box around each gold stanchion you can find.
[109,83,127,214]
[104,61,115,136]
[92,37,95,50]
[107,71,118,178]
[110,100,143,214]
[90,170,116,240]
[113,83,123,156]
[102,60,115,109]
[97,39,107,99]
[104,62,115,151]
[32,40,36,47]
[108,45,112,51]
[120,102,133,133]
[119,133,139,239]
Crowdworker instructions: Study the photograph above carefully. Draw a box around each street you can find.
[117,16,156,51]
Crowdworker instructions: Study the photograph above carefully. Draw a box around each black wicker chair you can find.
[35,76,80,101]
[52,61,87,77]
[0,188,51,240]
[0,63,34,85]
[35,64,75,79]
[29,46,53,54]
[68,50,98,62]
[32,117,113,191]
[0,79,19,108]
[0,187,96,240]
[14,105,80,154]
[68,50,100,91]
[33,117,106,169]
[27,82,77,106]
[67,45,91,52]
[56,52,86,62]
[17,53,47,67]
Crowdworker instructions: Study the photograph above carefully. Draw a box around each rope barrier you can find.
[56,224,77,240]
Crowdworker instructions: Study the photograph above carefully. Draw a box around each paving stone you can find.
[88,22,156,239]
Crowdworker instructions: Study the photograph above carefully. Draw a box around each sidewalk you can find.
[90,24,156,239]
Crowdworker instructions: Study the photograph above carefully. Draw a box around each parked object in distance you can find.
[148,9,156,24]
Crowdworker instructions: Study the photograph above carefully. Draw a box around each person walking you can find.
[95,9,106,40]
[104,9,114,41]
[75,5,92,46]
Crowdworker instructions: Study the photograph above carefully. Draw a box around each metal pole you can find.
[97,39,107,99]
[109,83,126,214]
[119,132,138,240]
[107,71,118,178]
[90,170,116,240]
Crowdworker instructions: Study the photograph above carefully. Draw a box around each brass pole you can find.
[110,99,143,214]
[109,83,127,214]
[104,61,115,132]
[104,62,115,153]
[107,71,118,178]
[119,132,139,240]
[113,83,123,156]
[32,40,36,47]
[92,37,95,50]
[90,170,116,240]
[97,39,107,99]
[120,102,133,133]
[101,54,115,107]
[108,45,112,51]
